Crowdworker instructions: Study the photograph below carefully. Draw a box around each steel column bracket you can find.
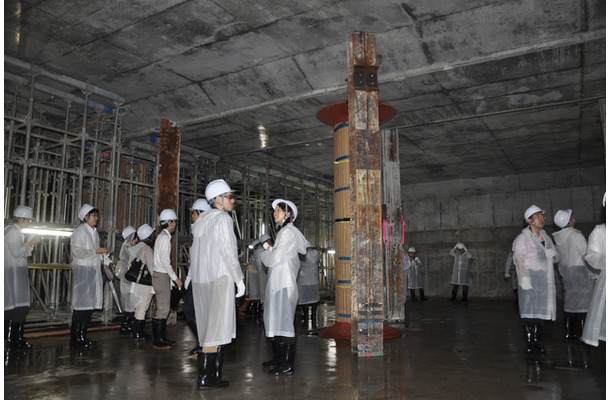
[353,65,379,91]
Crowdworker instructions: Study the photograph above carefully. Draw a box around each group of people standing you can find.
[512,200,606,354]
[188,182,311,388]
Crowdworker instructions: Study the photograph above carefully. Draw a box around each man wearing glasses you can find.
[191,179,245,389]
[512,205,558,354]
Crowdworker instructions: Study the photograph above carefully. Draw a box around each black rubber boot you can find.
[132,319,151,341]
[262,338,282,369]
[120,312,135,335]
[311,303,318,326]
[80,311,96,347]
[70,313,82,347]
[533,323,545,354]
[159,318,175,347]
[12,321,32,349]
[524,323,535,354]
[410,290,418,301]
[448,285,458,301]
[187,320,201,355]
[5,319,14,346]
[214,346,229,387]
[271,343,295,376]
[575,313,586,341]
[301,305,309,322]
[461,286,469,301]
[419,289,428,301]
[197,352,228,389]
[152,319,172,349]
[564,313,574,340]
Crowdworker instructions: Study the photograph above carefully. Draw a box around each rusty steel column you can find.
[381,128,406,321]
[157,118,181,273]
[348,31,385,356]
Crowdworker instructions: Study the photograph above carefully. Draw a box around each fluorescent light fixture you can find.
[327,249,336,254]
[22,225,74,237]
[258,124,267,149]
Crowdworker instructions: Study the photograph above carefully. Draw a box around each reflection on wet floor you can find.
[4,299,606,400]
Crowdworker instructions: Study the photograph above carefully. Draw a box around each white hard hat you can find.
[122,226,136,240]
[456,243,465,250]
[408,247,416,253]
[205,179,234,201]
[272,198,298,222]
[259,234,271,243]
[524,205,544,222]
[553,209,572,228]
[78,204,96,221]
[13,205,34,220]
[137,224,155,240]
[159,209,178,222]
[191,198,211,212]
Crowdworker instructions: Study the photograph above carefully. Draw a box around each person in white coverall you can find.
[4,205,41,348]
[512,205,558,354]
[130,224,156,342]
[581,194,606,347]
[260,198,310,376]
[191,179,245,389]
[448,243,473,301]
[151,208,183,350]
[404,247,428,301]
[552,209,595,340]
[116,226,137,336]
[70,204,109,348]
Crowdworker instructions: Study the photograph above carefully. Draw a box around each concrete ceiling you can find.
[4,0,606,187]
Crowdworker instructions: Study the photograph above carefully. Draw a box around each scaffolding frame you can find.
[4,59,335,328]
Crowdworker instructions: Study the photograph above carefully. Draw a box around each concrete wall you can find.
[401,166,606,299]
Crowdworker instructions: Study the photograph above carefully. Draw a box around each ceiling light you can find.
[22,225,74,237]
[258,124,267,149]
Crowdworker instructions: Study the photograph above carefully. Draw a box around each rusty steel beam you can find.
[157,118,181,272]
[381,129,406,321]
[348,31,384,357]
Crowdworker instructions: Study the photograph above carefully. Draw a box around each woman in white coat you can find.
[70,204,109,347]
[512,205,558,354]
[260,198,310,376]
[552,209,595,340]
[130,224,156,342]
[582,195,606,347]
[192,179,245,389]
[116,226,137,335]
[4,205,40,348]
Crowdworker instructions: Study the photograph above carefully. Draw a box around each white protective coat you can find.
[450,247,472,285]
[191,209,244,347]
[582,224,606,346]
[512,227,558,320]
[552,227,595,313]
[4,224,34,310]
[71,223,103,310]
[404,255,424,290]
[297,248,320,305]
[128,242,155,313]
[260,223,310,337]
[252,247,268,301]
[116,239,134,312]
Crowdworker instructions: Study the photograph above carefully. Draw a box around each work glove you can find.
[236,280,246,298]
[520,277,532,291]
[504,273,511,281]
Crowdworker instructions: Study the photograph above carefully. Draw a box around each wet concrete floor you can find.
[4,299,606,399]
